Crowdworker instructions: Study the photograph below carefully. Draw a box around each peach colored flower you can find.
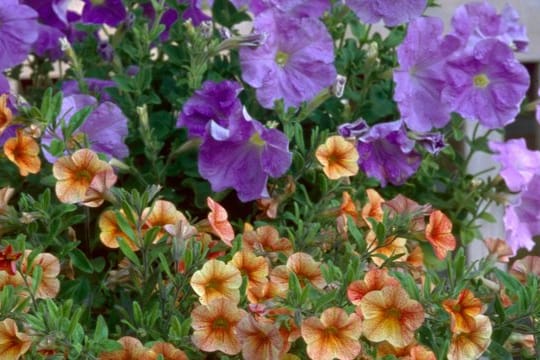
[191,298,247,355]
[377,342,436,360]
[384,194,432,233]
[150,342,188,360]
[98,209,138,250]
[336,191,359,235]
[301,307,362,360]
[190,259,242,305]
[99,336,157,360]
[282,252,326,289]
[347,268,400,305]
[447,314,492,360]
[248,271,288,303]
[367,231,409,267]
[237,315,283,360]
[409,344,436,360]
[83,167,117,206]
[22,251,60,299]
[229,249,269,288]
[0,318,31,360]
[242,225,293,259]
[3,129,41,176]
[442,289,484,333]
[206,197,234,246]
[360,285,425,347]
[0,187,15,215]
[53,149,112,206]
[483,238,513,263]
[510,256,540,283]
[315,135,359,180]
[142,200,187,243]
[425,210,456,260]
[0,94,12,135]
[361,189,385,226]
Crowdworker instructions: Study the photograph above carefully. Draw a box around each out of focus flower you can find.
[99,209,138,250]
[315,136,359,180]
[0,187,15,215]
[62,78,116,102]
[237,315,283,360]
[360,285,425,347]
[190,259,242,305]
[191,298,246,355]
[242,225,293,258]
[150,342,188,360]
[347,0,427,27]
[81,0,126,26]
[442,289,484,333]
[206,197,234,246]
[181,0,212,26]
[0,0,39,70]
[509,256,540,283]
[425,210,456,259]
[99,336,156,360]
[239,11,336,109]
[301,307,362,360]
[442,39,529,129]
[0,94,13,135]
[0,318,32,360]
[230,0,330,18]
[447,314,492,360]
[22,252,61,299]
[0,245,22,276]
[377,342,436,360]
[3,129,41,176]
[484,238,513,263]
[347,268,399,305]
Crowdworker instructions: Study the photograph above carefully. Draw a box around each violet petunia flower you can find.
[442,39,530,129]
[412,131,446,155]
[394,17,461,132]
[451,1,528,53]
[62,78,116,102]
[81,0,126,27]
[230,0,329,18]
[347,0,427,27]
[489,139,540,193]
[0,0,39,70]
[239,11,336,109]
[338,118,369,138]
[199,112,292,202]
[141,3,178,41]
[176,80,243,138]
[352,119,421,186]
[181,0,212,26]
[41,94,129,162]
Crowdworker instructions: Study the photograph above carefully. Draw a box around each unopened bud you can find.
[216,32,267,52]
[200,20,213,38]
[331,74,347,98]
[109,158,131,171]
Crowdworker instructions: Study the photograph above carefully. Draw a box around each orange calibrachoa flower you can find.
[447,314,492,360]
[236,315,283,360]
[99,336,157,360]
[347,268,400,305]
[3,129,41,176]
[336,191,359,235]
[425,210,456,259]
[510,255,540,283]
[377,342,436,360]
[53,148,112,206]
[206,197,235,246]
[283,252,326,289]
[83,167,117,206]
[98,209,138,250]
[0,187,14,215]
[191,298,247,355]
[483,238,513,263]
[142,200,188,243]
[22,251,61,299]
[242,224,293,259]
[229,249,269,288]
[366,231,409,267]
[361,189,385,226]
[0,318,31,360]
[0,94,12,134]
[315,135,359,180]
[301,307,362,360]
[150,342,188,360]
[190,259,242,305]
[360,285,425,347]
[442,289,484,333]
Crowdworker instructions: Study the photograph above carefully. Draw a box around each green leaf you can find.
[117,237,141,267]
[69,249,94,273]
[212,0,250,27]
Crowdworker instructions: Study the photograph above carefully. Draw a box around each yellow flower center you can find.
[275,51,289,67]
[250,132,266,147]
[325,326,338,335]
[388,308,401,319]
[473,73,490,88]
[91,0,105,5]
[76,169,93,183]
[212,317,229,329]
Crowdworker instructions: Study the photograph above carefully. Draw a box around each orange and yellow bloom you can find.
[425,210,456,259]
[315,135,359,180]
[0,318,32,360]
[99,336,156,360]
[190,259,242,305]
[0,94,13,135]
[447,314,492,360]
[442,289,484,333]
[3,129,41,176]
[98,209,138,250]
[347,268,399,305]
[236,315,283,360]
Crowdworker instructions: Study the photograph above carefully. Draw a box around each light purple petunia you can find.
[41,94,129,162]
[62,78,116,102]
[504,174,540,254]
[230,0,329,18]
[347,0,427,27]
[81,0,126,26]
[394,17,461,132]
[176,80,243,138]
[412,131,446,155]
[352,119,421,186]
[489,139,540,193]
[442,39,529,129]
[239,11,336,109]
[338,118,369,138]
[198,111,292,202]
[181,0,212,26]
[451,1,528,53]
[0,0,39,70]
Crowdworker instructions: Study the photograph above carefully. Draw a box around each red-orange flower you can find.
[150,342,188,360]
[315,135,359,180]
[206,197,235,246]
[3,129,41,176]
[0,245,21,275]
[242,225,293,259]
[301,307,362,360]
[190,259,242,305]
[442,289,484,333]
[447,314,492,360]
[425,210,456,259]
[53,149,112,206]
[191,298,247,355]
[360,285,425,347]
[99,336,156,360]
[98,209,138,250]
[347,268,400,305]
[236,315,283,360]
[0,94,12,135]
[0,318,31,360]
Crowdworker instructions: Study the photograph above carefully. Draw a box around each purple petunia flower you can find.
[442,39,529,129]
[230,0,329,18]
[352,119,421,186]
[0,0,39,70]
[62,78,116,102]
[489,139,540,193]
[347,0,426,27]
[141,3,178,41]
[394,17,461,132]
[81,0,126,27]
[412,131,446,155]
[338,118,369,138]
[41,94,129,162]
[176,80,243,138]
[0,75,9,94]
[198,111,292,202]
[451,1,528,53]
[239,11,336,109]
[181,0,212,26]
